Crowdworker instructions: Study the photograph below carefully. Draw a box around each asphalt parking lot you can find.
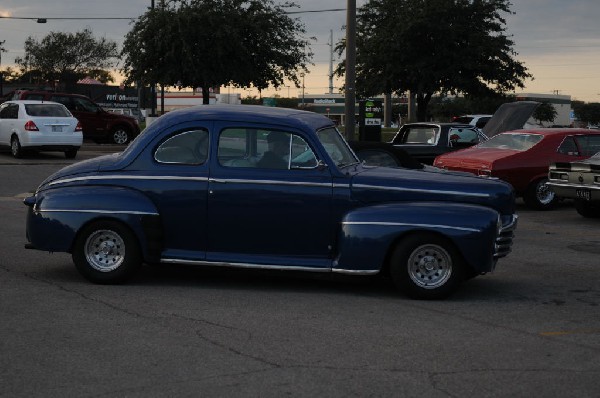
[1,147,599,397]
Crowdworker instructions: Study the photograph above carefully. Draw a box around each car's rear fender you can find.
[25,186,162,262]
[334,202,501,274]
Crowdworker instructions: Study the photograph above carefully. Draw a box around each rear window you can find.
[478,133,543,151]
[401,126,439,144]
[24,104,71,117]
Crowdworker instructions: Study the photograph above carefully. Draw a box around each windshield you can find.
[477,132,543,151]
[316,127,359,167]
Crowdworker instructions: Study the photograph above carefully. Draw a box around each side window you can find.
[575,135,600,157]
[0,103,10,119]
[24,94,45,101]
[50,96,73,110]
[218,128,317,169]
[0,104,19,119]
[558,136,579,155]
[72,97,99,112]
[449,128,480,144]
[155,130,208,165]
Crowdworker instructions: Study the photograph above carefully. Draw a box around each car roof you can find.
[5,100,64,106]
[150,104,336,132]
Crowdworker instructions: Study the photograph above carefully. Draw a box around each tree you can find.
[337,0,532,121]
[532,102,557,125]
[121,0,313,104]
[14,28,118,88]
[573,103,600,126]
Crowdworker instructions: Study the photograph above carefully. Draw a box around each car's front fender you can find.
[334,202,501,275]
[25,185,162,262]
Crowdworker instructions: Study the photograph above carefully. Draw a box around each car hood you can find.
[482,101,540,137]
[350,166,515,215]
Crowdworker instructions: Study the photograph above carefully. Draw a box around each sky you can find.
[1,0,600,103]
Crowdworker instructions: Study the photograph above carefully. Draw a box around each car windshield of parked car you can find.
[477,133,543,151]
[316,127,359,167]
[401,126,439,145]
[25,104,71,117]
[72,97,100,113]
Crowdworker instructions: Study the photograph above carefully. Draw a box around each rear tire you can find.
[65,149,78,159]
[72,220,142,284]
[111,127,130,145]
[575,199,600,218]
[390,232,465,300]
[11,136,23,158]
[523,178,556,210]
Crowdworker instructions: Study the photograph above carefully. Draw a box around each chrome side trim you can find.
[208,178,331,188]
[48,175,331,189]
[162,258,378,275]
[352,183,490,198]
[49,175,209,186]
[547,181,600,190]
[331,268,380,275]
[342,221,480,233]
[161,258,331,272]
[36,209,159,215]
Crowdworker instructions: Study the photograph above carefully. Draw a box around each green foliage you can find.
[573,103,600,126]
[122,0,313,104]
[338,0,532,121]
[14,28,118,87]
[532,102,557,124]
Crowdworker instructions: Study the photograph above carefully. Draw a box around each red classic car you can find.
[433,128,600,209]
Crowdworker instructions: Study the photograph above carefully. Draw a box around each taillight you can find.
[75,121,83,132]
[24,120,39,131]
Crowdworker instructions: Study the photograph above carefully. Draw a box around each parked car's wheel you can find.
[575,199,600,218]
[11,136,23,158]
[65,149,78,159]
[389,233,465,300]
[72,220,142,284]
[111,127,131,145]
[523,178,556,210]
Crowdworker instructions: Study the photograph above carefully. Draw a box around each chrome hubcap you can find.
[84,229,125,272]
[537,181,555,205]
[408,244,452,289]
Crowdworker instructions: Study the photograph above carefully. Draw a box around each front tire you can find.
[523,178,556,210]
[575,199,600,218]
[72,221,142,284]
[390,233,465,300]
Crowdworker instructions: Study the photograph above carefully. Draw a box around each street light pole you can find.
[149,0,157,118]
[344,0,356,140]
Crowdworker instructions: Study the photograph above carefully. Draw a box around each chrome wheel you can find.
[84,229,126,272]
[407,244,453,289]
[535,180,555,206]
[112,128,129,144]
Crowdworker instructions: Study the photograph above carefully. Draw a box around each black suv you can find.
[11,90,140,144]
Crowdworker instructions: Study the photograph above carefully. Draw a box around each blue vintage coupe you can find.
[24,105,517,299]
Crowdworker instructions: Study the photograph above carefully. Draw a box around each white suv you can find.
[0,100,83,158]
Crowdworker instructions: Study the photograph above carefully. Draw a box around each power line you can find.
[0,8,346,22]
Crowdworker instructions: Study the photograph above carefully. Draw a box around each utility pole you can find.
[149,0,157,118]
[328,30,334,95]
[344,0,356,140]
